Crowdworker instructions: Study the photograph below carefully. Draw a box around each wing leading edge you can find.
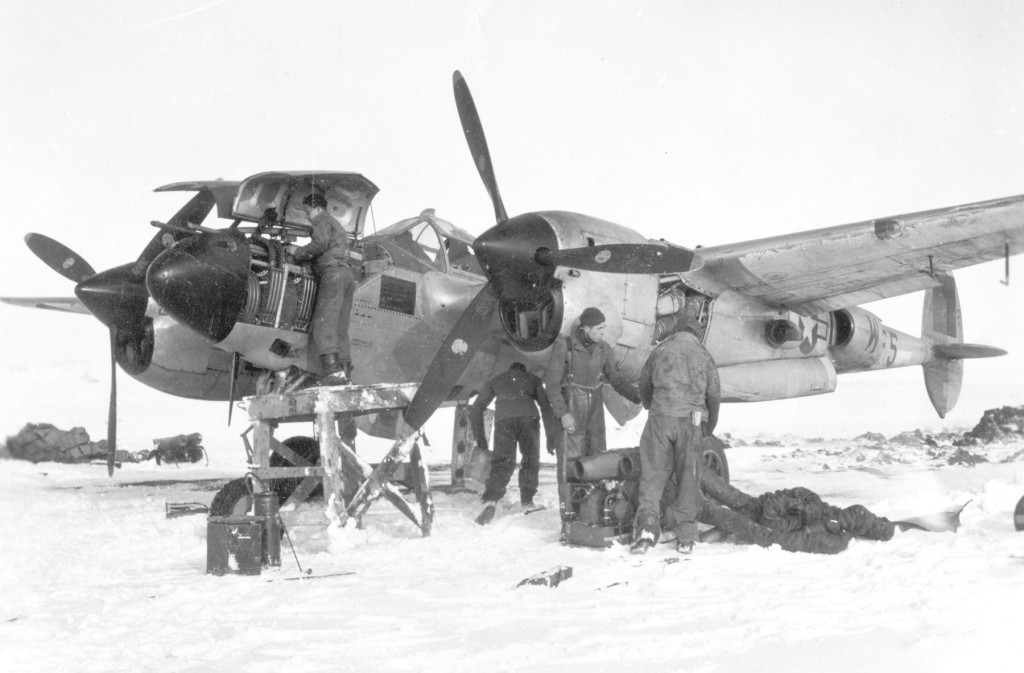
[688,194,1024,314]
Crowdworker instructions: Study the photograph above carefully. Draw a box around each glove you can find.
[546,438,556,455]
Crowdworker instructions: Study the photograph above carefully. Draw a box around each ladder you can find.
[243,383,434,535]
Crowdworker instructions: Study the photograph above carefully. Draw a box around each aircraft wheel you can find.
[701,436,730,484]
[271,436,323,503]
[209,477,253,517]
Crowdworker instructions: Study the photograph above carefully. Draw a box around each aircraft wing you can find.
[1,297,91,314]
[688,194,1024,315]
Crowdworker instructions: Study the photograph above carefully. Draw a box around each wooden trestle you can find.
[243,383,435,536]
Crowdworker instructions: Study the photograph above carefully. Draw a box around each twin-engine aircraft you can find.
[4,71,1022,479]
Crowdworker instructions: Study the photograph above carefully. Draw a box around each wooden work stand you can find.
[243,383,434,536]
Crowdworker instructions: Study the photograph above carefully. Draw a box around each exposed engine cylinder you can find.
[238,240,318,332]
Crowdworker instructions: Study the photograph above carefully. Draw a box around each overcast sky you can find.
[2,1,1022,443]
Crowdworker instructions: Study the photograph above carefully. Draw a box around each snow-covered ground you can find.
[2,432,1023,673]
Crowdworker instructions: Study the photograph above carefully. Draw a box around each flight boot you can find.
[319,354,349,386]
[630,526,658,555]
[475,500,498,525]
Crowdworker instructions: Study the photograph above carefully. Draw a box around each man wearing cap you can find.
[469,362,559,525]
[545,306,641,524]
[291,193,355,385]
[630,297,720,555]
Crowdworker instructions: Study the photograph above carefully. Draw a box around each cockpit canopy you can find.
[367,209,481,275]
[232,171,379,238]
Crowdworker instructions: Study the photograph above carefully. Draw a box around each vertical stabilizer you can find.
[921,273,963,417]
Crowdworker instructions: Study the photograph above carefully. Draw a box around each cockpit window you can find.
[284,189,356,234]
[394,220,445,271]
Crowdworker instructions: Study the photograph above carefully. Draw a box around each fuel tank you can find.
[718,357,837,403]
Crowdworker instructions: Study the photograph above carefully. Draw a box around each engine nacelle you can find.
[123,307,260,400]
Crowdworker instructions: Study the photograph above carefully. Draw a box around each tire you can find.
[210,477,253,517]
[701,435,730,483]
[271,436,323,503]
[211,437,327,516]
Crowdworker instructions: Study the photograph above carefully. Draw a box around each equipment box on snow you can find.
[206,516,264,575]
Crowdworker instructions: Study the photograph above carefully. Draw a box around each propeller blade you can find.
[25,233,96,283]
[453,71,508,224]
[403,283,500,431]
[227,352,240,425]
[107,328,118,477]
[535,243,704,274]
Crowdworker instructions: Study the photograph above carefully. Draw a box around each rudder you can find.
[921,273,963,418]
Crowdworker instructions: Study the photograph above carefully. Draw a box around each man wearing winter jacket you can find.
[290,192,355,385]
[469,362,558,525]
[545,306,641,524]
[631,307,720,555]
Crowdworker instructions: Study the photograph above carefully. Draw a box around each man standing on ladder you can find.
[545,307,641,530]
[290,192,355,385]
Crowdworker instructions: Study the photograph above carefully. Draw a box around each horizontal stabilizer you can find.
[932,343,1007,360]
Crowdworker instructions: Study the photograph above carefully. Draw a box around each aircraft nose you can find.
[146,230,251,343]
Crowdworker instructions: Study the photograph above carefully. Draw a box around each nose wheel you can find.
[209,436,323,516]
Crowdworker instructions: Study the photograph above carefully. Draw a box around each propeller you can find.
[396,71,701,436]
[227,352,241,425]
[24,191,220,476]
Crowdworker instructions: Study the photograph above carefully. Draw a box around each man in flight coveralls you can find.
[631,308,720,555]
[469,362,558,525]
[545,307,641,525]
